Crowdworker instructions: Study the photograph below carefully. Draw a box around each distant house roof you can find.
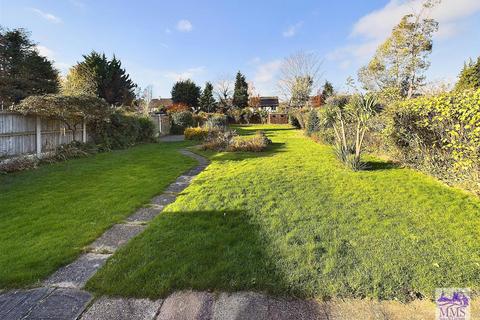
[149,98,173,109]
[259,96,279,108]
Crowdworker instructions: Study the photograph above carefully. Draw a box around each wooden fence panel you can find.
[0,111,86,158]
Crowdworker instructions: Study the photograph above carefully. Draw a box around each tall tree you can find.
[61,64,97,96]
[65,51,136,106]
[0,28,59,105]
[171,79,201,110]
[290,76,313,108]
[358,1,439,99]
[232,71,249,108]
[277,51,322,107]
[199,82,216,112]
[321,81,334,100]
[455,57,480,91]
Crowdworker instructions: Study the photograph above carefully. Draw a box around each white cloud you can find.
[30,8,62,24]
[176,19,193,32]
[35,45,71,73]
[328,0,480,65]
[282,22,303,38]
[254,60,282,83]
[165,28,172,34]
[164,66,205,81]
[36,45,55,59]
[248,57,261,65]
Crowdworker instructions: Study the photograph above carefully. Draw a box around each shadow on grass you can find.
[363,160,401,171]
[87,210,294,299]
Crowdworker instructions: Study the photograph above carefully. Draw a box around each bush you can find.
[45,141,97,162]
[205,113,227,129]
[184,127,212,141]
[228,131,272,152]
[171,111,194,134]
[387,89,480,192]
[201,130,271,152]
[306,109,320,136]
[201,130,237,151]
[90,112,155,150]
[0,156,38,173]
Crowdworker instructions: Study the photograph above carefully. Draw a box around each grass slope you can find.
[0,142,196,289]
[87,126,480,300]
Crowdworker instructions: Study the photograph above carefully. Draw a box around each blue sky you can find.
[1,0,480,98]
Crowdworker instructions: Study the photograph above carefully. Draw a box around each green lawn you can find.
[87,125,480,301]
[0,142,196,289]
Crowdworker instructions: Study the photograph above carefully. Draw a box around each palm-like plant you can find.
[323,94,378,170]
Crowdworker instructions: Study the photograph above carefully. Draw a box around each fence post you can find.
[82,119,87,143]
[36,116,42,157]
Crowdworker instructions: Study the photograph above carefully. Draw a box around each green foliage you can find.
[171,111,194,134]
[171,79,201,109]
[455,57,480,91]
[90,113,155,150]
[61,64,97,96]
[290,76,313,108]
[232,71,249,108]
[321,80,335,101]
[0,28,59,105]
[306,109,320,136]
[199,82,216,112]
[388,89,480,191]
[205,113,227,130]
[184,127,212,141]
[15,94,111,139]
[358,11,439,98]
[71,51,136,106]
[323,94,380,170]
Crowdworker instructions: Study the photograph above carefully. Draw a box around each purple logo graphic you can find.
[436,288,470,320]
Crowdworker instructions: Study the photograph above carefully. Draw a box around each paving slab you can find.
[151,193,177,206]
[267,297,327,320]
[126,206,164,223]
[212,292,269,320]
[81,296,163,320]
[175,175,195,184]
[89,224,146,253]
[165,181,190,193]
[180,150,209,166]
[157,291,213,320]
[25,288,92,320]
[43,253,111,289]
[0,287,53,319]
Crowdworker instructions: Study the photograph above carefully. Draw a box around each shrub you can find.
[306,109,320,136]
[205,113,227,129]
[228,131,272,152]
[171,111,194,134]
[90,112,155,150]
[45,141,97,162]
[184,127,211,141]
[0,156,38,173]
[388,89,480,192]
[201,130,237,151]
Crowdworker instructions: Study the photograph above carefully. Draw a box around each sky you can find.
[1,0,480,98]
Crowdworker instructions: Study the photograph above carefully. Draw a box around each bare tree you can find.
[277,51,323,107]
[135,85,153,115]
[214,75,233,110]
